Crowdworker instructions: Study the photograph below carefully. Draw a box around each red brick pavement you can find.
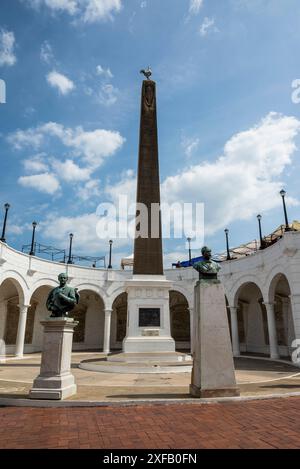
[0,397,299,449]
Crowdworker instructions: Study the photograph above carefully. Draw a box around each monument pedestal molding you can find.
[29,318,78,400]
[123,275,176,353]
[190,280,240,398]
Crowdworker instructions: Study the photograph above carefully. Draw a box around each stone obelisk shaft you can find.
[133,80,163,275]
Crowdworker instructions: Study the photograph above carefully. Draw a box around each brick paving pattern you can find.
[0,397,299,449]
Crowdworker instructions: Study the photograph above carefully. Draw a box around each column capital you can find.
[18,303,31,311]
[227,305,238,312]
[104,308,113,314]
[262,302,275,308]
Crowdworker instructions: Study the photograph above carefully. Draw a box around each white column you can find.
[289,294,300,340]
[189,307,194,354]
[228,306,240,357]
[103,308,112,354]
[15,304,30,358]
[263,302,280,359]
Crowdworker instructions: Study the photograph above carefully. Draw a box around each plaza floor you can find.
[0,353,300,449]
[0,397,300,448]
[0,352,300,402]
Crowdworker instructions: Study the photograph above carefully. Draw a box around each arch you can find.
[267,270,292,303]
[71,289,105,351]
[169,290,191,351]
[0,277,25,349]
[234,281,270,357]
[107,286,127,310]
[0,271,29,305]
[233,278,267,308]
[30,277,58,293]
[111,292,128,350]
[169,283,193,309]
[267,272,294,358]
[73,283,108,306]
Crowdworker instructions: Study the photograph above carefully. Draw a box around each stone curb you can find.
[1,391,300,408]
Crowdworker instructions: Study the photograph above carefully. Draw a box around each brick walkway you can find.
[0,397,299,449]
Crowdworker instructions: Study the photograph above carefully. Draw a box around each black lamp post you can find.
[187,237,192,266]
[0,203,10,243]
[224,228,231,261]
[29,221,37,256]
[67,233,74,264]
[108,240,113,269]
[280,189,291,232]
[257,215,264,249]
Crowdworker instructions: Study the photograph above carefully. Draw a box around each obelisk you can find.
[123,70,175,354]
[133,77,163,275]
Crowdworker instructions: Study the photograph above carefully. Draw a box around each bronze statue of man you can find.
[193,246,221,280]
[46,273,79,318]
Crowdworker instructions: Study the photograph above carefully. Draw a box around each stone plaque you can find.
[142,329,159,337]
[139,308,160,327]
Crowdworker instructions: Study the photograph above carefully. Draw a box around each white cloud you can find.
[40,40,54,64]
[181,136,200,158]
[24,0,78,14]
[9,122,125,169]
[140,1,147,8]
[51,159,91,181]
[0,29,16,66]
[18,173,60,194]
[47,70,75,95]
[199,17,218,37]
[24,0,122,23]
[189,0,203,15]
[96,64,113,79]
[23,154,49,173]
[82,0,122,23]
[77,179,101,201]
[98,83,118,106]
[161,112,300,235]
[104,112,300,239]
[8,128,45,150]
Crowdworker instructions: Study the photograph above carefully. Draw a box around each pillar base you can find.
[190,384,240,399]
[29,318,78,401]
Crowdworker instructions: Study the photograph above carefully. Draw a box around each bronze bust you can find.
[193,246,221,280]
[46,273,79,318]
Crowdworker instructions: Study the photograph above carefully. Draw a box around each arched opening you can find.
[0,278,25,355]
[29,286,105,352]
[111,292,127,351]
[70,289,105,351]
[30,285,53,353]
[234,282,267,356]
[169,290,190,351]
[268,273,294,359]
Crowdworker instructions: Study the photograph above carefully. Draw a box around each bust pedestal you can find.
[190,280,240,398]
[29,318,78,400]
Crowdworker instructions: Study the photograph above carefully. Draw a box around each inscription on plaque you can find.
[142,329,159,337]
[139,308,160,327]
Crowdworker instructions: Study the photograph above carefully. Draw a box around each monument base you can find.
[189,384,240,399]
[190,280,240,399]
[29,318,78,401]
[123,275,175,354]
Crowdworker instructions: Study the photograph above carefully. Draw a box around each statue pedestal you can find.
[190,280,240,398]
[29,318,78,400]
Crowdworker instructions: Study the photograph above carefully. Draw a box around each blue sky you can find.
[1,0,300,267]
